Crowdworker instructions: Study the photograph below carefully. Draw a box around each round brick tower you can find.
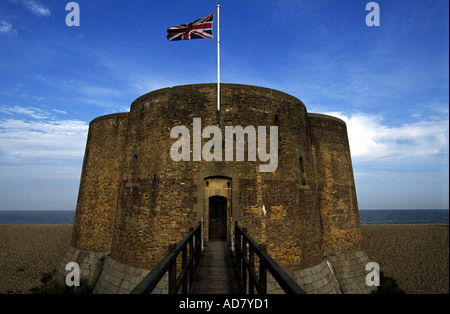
[56,84,374,294]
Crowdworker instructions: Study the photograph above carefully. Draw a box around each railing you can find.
[131,222,202,294]
[234,222,306,294]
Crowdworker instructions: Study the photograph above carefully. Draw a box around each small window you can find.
[126,151,140,188]
[299,156,307,186]
[131,154,138,179]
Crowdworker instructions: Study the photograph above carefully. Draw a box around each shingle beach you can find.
[0,224,448,294]
[362,224,448,294]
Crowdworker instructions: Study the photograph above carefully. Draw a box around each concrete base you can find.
[267,250,376,294]
[56,246,376,294]
[92,256,151,294]
[327,250,377,294]
[267,259,341,294]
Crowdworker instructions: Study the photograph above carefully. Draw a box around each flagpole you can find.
[217,4,220,112]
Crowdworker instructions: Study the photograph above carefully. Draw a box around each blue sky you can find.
[0,0,448,211]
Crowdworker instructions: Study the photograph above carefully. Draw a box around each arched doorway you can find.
[201,176,232,242]
[209,196,227,241]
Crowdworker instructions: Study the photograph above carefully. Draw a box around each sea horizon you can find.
[0,209,448,225]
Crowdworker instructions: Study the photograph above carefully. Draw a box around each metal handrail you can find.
[234,222,306,294]
[130,222,202,294]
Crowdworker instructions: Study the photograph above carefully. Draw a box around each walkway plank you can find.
[190,241,244,294]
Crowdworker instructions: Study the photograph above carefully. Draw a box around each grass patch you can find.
[30,270,92,294]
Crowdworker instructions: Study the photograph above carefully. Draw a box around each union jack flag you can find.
[167,13,215,41]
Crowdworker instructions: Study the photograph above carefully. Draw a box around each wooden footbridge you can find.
[131,222,306,294]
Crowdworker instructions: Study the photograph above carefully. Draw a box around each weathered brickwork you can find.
[308,114,363,256]
[71,113,129,253]
[59,84,372,294]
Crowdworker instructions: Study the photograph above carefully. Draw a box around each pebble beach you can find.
[0,224,448,294]
[362,224,449,294]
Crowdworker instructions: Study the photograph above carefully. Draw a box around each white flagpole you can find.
[217,4,220,112]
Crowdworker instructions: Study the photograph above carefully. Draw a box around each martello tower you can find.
[56,83,374,294]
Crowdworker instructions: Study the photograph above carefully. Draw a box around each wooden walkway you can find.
[190,241,244,294]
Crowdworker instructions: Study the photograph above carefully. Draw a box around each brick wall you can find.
[308,113,363,256]
[71,113,128,253]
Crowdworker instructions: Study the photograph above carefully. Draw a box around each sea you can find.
[0,209,448,225]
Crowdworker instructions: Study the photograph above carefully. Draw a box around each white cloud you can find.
[0,105,51,119]
[21,0,51,17]
[0,118,88,161]
[52,109,68,115]
[0,20,17,36]
[0,20,12,33]
[0,105,88,179]
[324,111,449,163]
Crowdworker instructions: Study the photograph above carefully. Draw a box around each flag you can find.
[167,13,215,41]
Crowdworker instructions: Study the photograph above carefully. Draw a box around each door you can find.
[209,196,227,241]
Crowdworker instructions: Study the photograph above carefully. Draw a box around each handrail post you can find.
[242,228,248,293]
[195,223,201,272]
[182,244,188,293]
[189,227,194,289]
[131,222,205,295]
[259,244,267,294]
[230,216,234,251]
[201,217,204,250]
[249,246,255,294]
[168,243,177,294]
[235,222,241,278]
[231,222,306,295]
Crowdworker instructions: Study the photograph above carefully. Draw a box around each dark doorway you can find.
[209,196,227,241]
